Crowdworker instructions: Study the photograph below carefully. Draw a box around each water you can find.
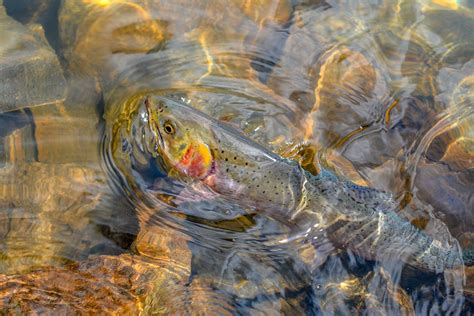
[0,0,473,314]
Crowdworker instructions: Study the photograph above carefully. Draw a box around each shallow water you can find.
[0,0,473,314]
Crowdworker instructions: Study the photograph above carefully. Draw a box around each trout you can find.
[138,95,464,273]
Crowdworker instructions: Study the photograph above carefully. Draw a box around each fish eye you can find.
[163,121,175,134]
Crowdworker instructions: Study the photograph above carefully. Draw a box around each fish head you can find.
[144,95,215,180]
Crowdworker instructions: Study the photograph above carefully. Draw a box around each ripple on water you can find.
[0,0,473,313]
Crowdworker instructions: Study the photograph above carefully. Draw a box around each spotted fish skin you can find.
[208,139,463,272]
[142,96,463,273]
[305,170,463,272]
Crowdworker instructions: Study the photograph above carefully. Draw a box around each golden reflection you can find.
[440,128,474,170]
[0,163,104,274]
[338,277,364,294]
[5,127,30,163]
[277,142,320,175]
[304,48,343,141]
[321,270,415,315]
[83,0,117,7]
[324,151,368,186]
[240,0,292,25]
[196,30,218,83]
[333,125,369,149]
[133,227,192,271]
[304,47,378,143]
[431,0,459,10]
[384,99,399,126]
[63,0,168,80]
[1,0,473,313]
[97,0,112,6]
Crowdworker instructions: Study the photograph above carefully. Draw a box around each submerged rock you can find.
[0,253,190,314]
[0,4,66,113]
[0,162,136,273]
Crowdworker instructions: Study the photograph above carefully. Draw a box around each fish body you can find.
[140,95,463,273]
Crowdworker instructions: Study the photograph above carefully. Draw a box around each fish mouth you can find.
[155,126,165,151]
[144,96,165,152]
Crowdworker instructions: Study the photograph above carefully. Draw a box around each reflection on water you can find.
[0,0,473,314]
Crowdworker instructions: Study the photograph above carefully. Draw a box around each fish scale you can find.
[138,95,465,273]
[210,141,305,215]
[310,171,461,272]
[213,143,463,272]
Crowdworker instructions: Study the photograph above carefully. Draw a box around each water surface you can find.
[0,0,473,314]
